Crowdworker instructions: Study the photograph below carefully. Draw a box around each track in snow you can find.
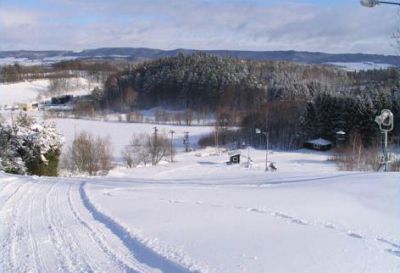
[0,178,195,273]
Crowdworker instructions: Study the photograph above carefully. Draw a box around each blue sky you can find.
[0,0,398,54]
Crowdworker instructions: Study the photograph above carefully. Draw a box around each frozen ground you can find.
[0,78,96,106]
[52,118,214,160]
[0,80,49,105]
[0,102,399,272]
[0,145,399,273]
[326,62,394,72]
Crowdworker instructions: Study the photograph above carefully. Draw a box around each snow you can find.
[305,138,332,146]
[0,78,97,106]
[52,118,214,158]
[326,62,394,72]
[0,56,77,66]
[0,119,399,273]
[0,80,49,105]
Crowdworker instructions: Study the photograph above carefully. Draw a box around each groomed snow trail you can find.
[0,177,194,273]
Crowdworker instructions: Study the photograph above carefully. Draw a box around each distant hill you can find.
[0,48,400,67]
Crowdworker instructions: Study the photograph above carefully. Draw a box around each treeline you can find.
[0,63,50,82]
[94,53,400,149]
[0,60,119,83]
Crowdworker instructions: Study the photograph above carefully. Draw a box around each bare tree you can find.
[121,133,151,168]
[63,131,113,175]
[121,132,172,167]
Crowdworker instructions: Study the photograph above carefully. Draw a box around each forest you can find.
[95,53,400,149]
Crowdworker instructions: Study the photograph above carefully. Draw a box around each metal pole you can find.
[184,131,189,152]
[265,132,269,172]
[169,130,175,162]
[265,111,269,172]
[384,131,388,172]
[215,127,219,155]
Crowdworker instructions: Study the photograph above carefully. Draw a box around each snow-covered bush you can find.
[0,113,63,176]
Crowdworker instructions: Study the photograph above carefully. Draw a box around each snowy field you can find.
[0,88,399,272]
[0,80,49,105]
[327,62,394,72]
[52,118,214,160]
[0,78,96,106]
[1,136,400,272]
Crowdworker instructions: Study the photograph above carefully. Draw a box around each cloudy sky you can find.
[0,0,399,54]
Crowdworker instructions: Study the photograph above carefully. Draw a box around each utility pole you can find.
[153,126,158,142]
[265,112,269,172]
[184,131,190,152]
[169,130,175,162]
[256,112,270,172]
[152,127,158,165]
[265,132,269,172]
[215,126,219,155]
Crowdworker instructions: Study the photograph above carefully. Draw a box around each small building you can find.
[304,138,332,152]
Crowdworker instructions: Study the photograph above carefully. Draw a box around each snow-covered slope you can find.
[327,62,394,72]
[0,78,96,106]
[0,147,399,273]
[0,80,49,105]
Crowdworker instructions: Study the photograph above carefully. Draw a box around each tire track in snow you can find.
[43,182,71,272]
[44,181,94,273]
[0,182,33,273]
[0,181,25,207]
[79,182,195,273]
[67,183,145,273]
[27,185,46,273]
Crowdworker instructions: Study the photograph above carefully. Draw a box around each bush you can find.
[332,134,381,171]
[63,132,113,175]
[0,113,63,176]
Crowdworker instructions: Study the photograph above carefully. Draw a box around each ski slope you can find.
[1,148,399,273]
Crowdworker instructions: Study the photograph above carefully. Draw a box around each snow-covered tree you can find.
[0,113,63,176]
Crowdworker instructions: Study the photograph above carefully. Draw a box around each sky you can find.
[0,0,399,54]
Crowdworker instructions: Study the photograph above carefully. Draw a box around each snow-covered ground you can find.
[0,102,399,272]
[0,56,77,66]
[0,78,97,106]
[1,142,399,272]
[53,118,214,160]
[0,80,49,105]
[327,62,394,72]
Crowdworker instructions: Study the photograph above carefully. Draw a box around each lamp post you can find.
[256,128,269,172]
[360,0,400,7]
[375,109,394,172]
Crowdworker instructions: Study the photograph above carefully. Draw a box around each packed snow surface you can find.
[1,145,399,273]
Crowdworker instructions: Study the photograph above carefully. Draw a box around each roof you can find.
[306,138,332,146]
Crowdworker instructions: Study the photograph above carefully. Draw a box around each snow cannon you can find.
[375,109,394,132]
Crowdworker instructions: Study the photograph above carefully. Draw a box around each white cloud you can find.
[0,1,398,54]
